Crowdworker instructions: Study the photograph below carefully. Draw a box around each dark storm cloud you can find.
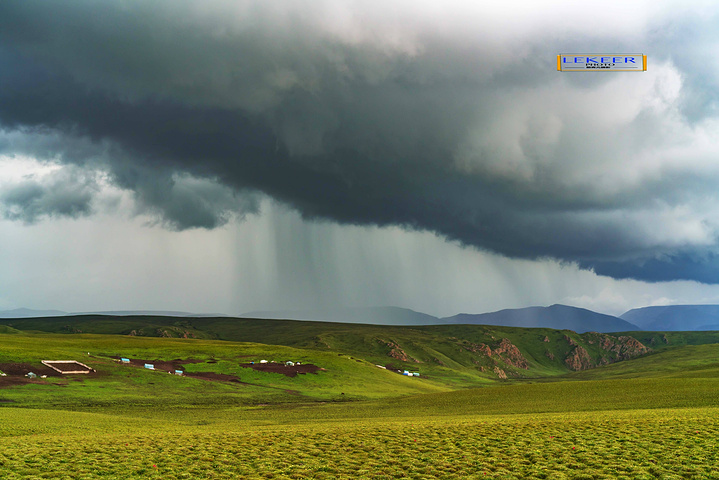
[584,251,719,284]
[1,0,719,282]
[0,165,97,222]
[116,167,261,230]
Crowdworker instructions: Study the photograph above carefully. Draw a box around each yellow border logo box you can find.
[558,54,646,72]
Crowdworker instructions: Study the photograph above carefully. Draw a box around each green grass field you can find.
[1,323,719,478]
[0,314,670,385]
[2,407,719,479]
[0,333,451,408]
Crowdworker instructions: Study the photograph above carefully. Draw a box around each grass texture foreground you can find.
[2,331,719,478]
[1,407,719,479]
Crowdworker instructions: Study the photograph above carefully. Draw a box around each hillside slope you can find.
[0,315,651,384]
[0,332,449,407]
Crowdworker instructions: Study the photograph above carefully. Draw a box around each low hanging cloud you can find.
[0,164,98,223]
[1,0,719,282]
[119,168,261,230]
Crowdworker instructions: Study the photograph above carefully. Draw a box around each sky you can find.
[2,0,719,317]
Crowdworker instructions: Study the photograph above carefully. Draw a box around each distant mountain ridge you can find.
[244,305,638,333]
[0,308,67,318]
[443,304,639,333]
[242,306,439,325]
[2,304,642,332]
[0,308,227,318]
[621,305,719,331]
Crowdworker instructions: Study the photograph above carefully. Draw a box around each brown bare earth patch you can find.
[111,357,204,373]
[42,361,94,373]
[0,363,60,377]
[0,377,40,388]
[241,362,320,377]
[0,362,63,388]
[45,363,86,373]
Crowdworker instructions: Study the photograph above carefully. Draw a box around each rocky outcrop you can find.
[378,331,649,376]
[597,335,613,350]
[465,338,530,370]
[564,346,593,371]
[614,336,650,359]
[492,338,529,369]
[385,341,421,363]
[592,334,650,360]
[465,342,493,356]
[388,348,418,363]
[493,366,507,379]
[553,333,652,372]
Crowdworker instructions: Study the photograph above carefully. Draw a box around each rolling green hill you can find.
[1,315,717,412]
[0,327,717,413]
[0,332,451,408]
[0,315,655,385]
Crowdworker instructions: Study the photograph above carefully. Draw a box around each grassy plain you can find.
[2,327,719,478]
[2,405,719,479]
